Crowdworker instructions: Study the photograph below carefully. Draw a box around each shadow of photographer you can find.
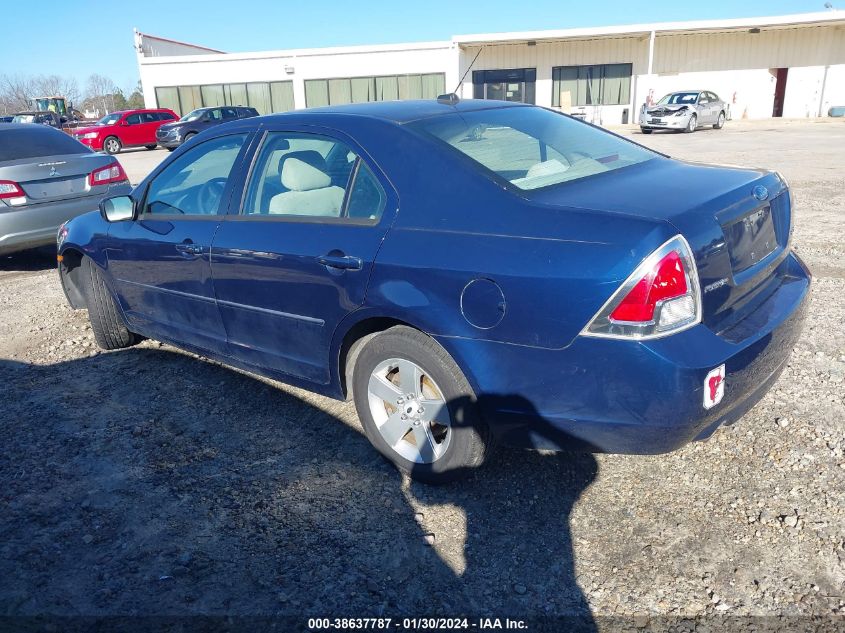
[0,349,596,630]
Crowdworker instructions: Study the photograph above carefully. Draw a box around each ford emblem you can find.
[752,185,768,201]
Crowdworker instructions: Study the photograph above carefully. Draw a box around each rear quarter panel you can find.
[329,118,674,351]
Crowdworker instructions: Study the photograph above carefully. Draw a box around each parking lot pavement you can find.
[112,146,169,186]
[0,120,843,621]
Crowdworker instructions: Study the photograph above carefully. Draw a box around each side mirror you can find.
[100,196,136,223]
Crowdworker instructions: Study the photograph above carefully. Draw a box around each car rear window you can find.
[407,106,656,191]
[0,127,92,161]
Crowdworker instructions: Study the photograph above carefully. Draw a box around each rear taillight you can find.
[582,235,701,340]
[0,180,24,199]
[88,162,127,187]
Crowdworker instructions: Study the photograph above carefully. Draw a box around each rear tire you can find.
[82,257,139,350]
[685,114,697,133]
[641,127,653,134]
[103,136,122,154]
[352,326,491,484]
[145,144,157,150]
[714,111,726,129]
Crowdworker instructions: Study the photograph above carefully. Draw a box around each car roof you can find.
[259,98,532,125]
[111,108,173,115]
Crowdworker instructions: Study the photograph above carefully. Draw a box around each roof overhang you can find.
[453,11,845,47]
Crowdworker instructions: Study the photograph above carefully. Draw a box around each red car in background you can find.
[73,109,178,154]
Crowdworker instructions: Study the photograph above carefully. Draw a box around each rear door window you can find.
[125,114,142,125]
[241,131,385,221]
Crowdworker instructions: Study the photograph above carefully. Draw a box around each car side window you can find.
[222,108,238,120]
[207,109,222,122]
[143,133,248,216]
[141,113,158,123]
[242,131,384,221]
[346,162,386,220]
[709,92,720,102]
[125,114,141,125]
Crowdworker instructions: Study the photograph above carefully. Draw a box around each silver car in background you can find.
[640,90,727,134]
[0,124,131,256]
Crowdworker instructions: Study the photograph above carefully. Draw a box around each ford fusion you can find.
[57,98,810,483]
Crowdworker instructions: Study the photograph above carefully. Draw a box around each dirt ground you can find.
[0,118,843,629]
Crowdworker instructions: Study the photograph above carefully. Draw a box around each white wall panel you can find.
[653,25,845,73]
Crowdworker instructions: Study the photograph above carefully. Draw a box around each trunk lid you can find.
[529,157,791,335]
[0,153,123,205]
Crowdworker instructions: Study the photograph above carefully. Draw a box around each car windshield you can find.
[408,106,657,191]
[180,109,205,122]
[97,113,122,125]
[658,92,699,105]
[11,115,37,123]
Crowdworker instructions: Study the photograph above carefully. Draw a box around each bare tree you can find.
[84,73,119,115]
[32,75,80,104]
[0,74,33,114]
[0,73,82,114]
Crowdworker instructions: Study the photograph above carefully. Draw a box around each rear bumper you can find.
[437,251,811,453]
[0,185,130,255]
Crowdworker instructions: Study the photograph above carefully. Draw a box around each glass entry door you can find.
[472,68,536,104]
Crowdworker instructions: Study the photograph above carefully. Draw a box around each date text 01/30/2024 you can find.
[307,617,528,630]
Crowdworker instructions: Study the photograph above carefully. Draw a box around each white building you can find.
[136,11,845,126]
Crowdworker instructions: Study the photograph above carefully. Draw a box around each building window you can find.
[552,64,632,107]
[155,81,294,116]
[472,68,536,104]
[304,73,446,108]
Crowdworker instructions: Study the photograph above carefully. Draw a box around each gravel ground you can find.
[0,119,843,629]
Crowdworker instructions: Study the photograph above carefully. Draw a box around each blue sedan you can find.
[57,97,811,483]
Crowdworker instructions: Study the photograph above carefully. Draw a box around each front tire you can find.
[145,144,157,150]
[82,257,139,350]
[641,127,653,134]
[685,114,697,133]
[103,136,122,154]
[714,111,726,129]
[352,326,491,484]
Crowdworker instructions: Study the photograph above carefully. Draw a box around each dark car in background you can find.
[156,106,259,150]
[72,109,178,154]
[1,116,16,123]
[58,99,809,483]
[0,124,130,255]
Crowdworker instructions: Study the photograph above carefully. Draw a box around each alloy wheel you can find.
[367,357,452,464]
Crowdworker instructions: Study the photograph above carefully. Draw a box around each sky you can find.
[0,0,834,97]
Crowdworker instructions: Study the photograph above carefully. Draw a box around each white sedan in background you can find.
[640,90,728,134]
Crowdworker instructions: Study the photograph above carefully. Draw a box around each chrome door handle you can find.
[316,254,363,270]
